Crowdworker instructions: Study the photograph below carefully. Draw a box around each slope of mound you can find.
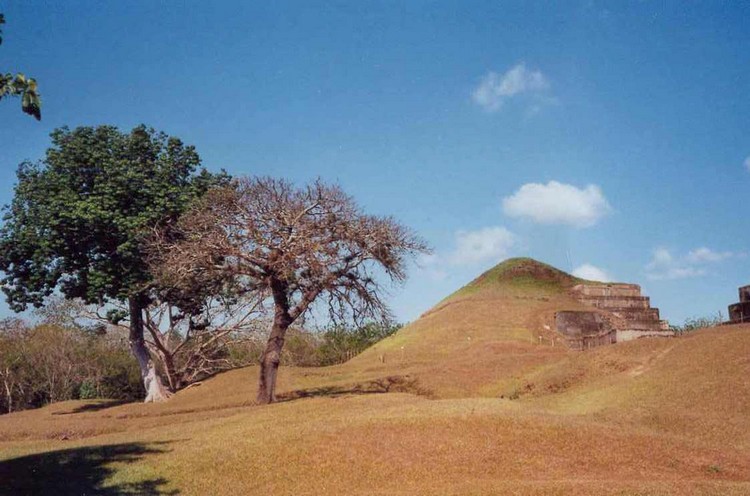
[516,324,750,447]
[334,258,591,397]
[2,324,750,495]
[2,258,748,494]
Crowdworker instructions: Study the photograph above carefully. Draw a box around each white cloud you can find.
[472,63,549,112]
[646,247,734,280]
[685,247,733,264]
[744,156,750,172]
[415,253,448,282]
[572,264,612,282]
[449,227,516,266]
[502,181,611,228]
[414,227,517,280]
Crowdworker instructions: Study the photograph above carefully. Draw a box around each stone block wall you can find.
[555,311,617,351]
[610,308,661,321]
[729,302,750,323]
[572,283,641,298]
[728,286,750,323]
[575,296,651,310]
[560,283,672,349]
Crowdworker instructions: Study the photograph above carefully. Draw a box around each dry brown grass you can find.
[1,258,748,495]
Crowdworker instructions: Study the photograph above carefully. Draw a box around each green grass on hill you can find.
[445,257,582,301]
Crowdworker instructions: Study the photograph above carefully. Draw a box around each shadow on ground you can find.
[0,441,178,495]
[276,375,431,402]
[54,399,132,415]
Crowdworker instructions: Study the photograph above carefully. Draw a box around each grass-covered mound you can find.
[338,258,592,398]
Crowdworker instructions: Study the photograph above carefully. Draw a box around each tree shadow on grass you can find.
[53,399,132,415]
[276,375,431,403]
[0,441,179,495]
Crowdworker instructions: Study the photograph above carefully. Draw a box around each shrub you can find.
[0,320,142,414]
[224,322,402,368]
[671,312,724,335]
[0,318,401,414]
[316,322,402,366]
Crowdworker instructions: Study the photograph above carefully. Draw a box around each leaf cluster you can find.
[0,125,230,311]
[0,13,41,119]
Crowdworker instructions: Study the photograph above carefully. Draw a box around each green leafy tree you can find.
[0,13,41,120]
[0,125,229,401]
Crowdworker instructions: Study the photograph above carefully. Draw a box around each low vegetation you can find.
[0,314,400,415]
[671,312,725,334]
[0,318,142,414]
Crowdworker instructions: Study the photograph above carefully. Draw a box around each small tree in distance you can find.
[150,177,429,404]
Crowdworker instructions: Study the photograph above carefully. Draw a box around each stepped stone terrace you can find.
[727,285,750,323]
[556,283,672,350]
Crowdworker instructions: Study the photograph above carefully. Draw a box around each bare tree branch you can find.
[148,176,429,403]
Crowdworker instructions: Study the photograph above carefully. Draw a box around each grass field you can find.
[1,259,748,495]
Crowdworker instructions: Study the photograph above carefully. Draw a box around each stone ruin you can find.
[556,283,672,350]
[727,285,750,323]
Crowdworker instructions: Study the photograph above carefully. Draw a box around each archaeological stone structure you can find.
[554,311,617,350]
[556,283,672,350]
[727,285,750,323]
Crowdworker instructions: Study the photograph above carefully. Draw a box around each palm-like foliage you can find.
[0,13,41,120]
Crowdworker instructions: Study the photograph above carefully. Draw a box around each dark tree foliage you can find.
[0,125,229,401]
[0,125,225,308]
[0,13,41,120]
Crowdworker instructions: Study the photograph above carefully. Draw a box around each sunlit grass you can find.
[1,259,749,494]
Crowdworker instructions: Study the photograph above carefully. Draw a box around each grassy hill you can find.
[323,257,592,398]
[1,258,749,495]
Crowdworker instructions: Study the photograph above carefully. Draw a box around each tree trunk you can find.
[3,376,12,414]
[128,296,172,403]
[257,281,293,404]
[257,317,291,404]
[162,352,181,392]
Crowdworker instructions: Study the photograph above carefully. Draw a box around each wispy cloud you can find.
[646,247,735,280]
[744,156,750,172]
[417,226,517,279]
[502,181,611,228]
[684,247,733,264]
[415,253,448,282]
[449,226,516,266]
[472,63,550,112]
[572,264,612,282]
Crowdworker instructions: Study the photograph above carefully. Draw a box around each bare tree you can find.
[140,294,262,391]
[0,319,28,413]
[38,295,263,395]
[150,177,428,404]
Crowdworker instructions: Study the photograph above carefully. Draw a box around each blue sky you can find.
[1,1,749,325]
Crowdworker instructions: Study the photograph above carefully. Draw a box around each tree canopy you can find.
[0,125,227,310]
